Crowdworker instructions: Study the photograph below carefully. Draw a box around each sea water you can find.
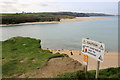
[1,16,118,52]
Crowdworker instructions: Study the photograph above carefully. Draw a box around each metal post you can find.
[85,58,88,73]
[84,56,88,78]
[85,65,87,73]
[96,61,100,79]
[84,65,88,78]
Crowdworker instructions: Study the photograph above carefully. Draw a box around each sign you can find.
[83,54,88,65]
[82,38,105,62]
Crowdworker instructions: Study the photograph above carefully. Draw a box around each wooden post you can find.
[85,59,88,74]
[96,61,100,79]
[84,64,88,78]
[83,55,88,78]
[84,65,87,73]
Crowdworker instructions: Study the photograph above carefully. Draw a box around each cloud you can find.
[1,0,63,13]
[40,3,49,7]
[0,0,52,13]
[0,0,20,12]
[0,0,118,14]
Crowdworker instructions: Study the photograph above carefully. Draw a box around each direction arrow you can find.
[98,55,103,61]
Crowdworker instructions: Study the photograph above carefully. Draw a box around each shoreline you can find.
[0,17,104,27]
[45,48,119,70]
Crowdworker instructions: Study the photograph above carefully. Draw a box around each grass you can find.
[0,13,75,19]
[2,36,119,79]
[56,67,120,79]
[0,13,55,16]
[2,36,68,78]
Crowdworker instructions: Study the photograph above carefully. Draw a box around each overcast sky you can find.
[0,0,119,14]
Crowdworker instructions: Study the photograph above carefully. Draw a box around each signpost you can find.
[83,54,88,65]
[83,54,88,76]
[82,38,105,78]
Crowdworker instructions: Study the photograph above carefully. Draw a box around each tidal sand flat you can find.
[60,17,104,23]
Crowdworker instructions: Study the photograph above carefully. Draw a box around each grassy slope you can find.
[2,36,119,78]
[56,67,120,79]
[0,12,55,16]
[2,36,67,78]
[0,13,75,19]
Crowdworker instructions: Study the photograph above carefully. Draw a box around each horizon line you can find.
[0,11,116,15]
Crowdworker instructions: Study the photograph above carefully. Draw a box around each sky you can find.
[0,0,119,14]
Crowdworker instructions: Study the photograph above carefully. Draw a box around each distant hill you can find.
[51,12,114,17]
[52,12,89,17]
[85,13,113,16]
[1,13,75,24]
[1,12,114,24]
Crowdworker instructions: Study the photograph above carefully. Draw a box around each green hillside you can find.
[2,36,119,79]
[2,36,67,78]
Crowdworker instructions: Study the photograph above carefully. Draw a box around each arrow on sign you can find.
[99,45,104,50]
[98,55,103,61]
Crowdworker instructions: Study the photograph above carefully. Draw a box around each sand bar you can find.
[44,48,119,70]
[0,17,104,27]
[60,17,104,23]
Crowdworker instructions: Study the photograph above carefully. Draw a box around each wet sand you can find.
[45,49,119,70]
[0,17,104,27]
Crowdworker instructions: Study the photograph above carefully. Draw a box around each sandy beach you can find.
[0,21,60,27]
[0,17,104,27]
[60,17,104,23]
[45,49,119,70]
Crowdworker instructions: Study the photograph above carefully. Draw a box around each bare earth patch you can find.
[30,57,83,78]
[19,59,25,62]
[30,58,36,62]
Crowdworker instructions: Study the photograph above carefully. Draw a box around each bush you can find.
[56,67,120,79]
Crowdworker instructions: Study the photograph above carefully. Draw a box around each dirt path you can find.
[30,57,83,78]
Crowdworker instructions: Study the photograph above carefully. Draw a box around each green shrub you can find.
[56,67,120,79]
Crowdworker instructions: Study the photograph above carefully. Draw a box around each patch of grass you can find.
[56,67,120,79]
[2,36,67,78]
[56,70,86,79]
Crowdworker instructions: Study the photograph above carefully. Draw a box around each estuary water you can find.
[1,16,118,52]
